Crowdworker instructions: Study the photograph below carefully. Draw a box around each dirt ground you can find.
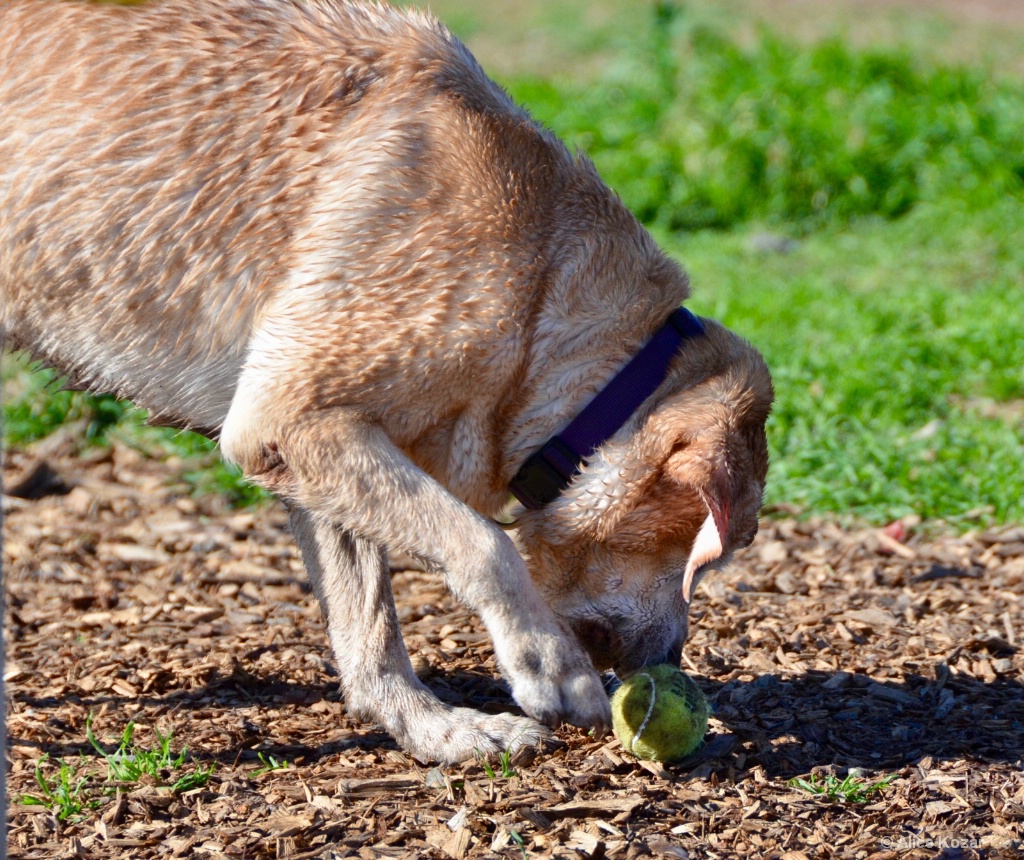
[2,434,1022,859]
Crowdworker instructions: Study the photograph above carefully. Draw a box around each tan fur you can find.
[0,0,773,763]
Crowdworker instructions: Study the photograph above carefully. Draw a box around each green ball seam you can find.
[629,672,658,757]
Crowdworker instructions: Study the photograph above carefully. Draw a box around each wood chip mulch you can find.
[2,438,1023,859]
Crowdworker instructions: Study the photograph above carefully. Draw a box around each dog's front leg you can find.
[223,405,609,762]
[289,510,548,763]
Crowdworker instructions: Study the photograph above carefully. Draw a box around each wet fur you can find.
[0,0,773,763]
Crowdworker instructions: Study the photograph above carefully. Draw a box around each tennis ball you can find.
[611,665,709,762]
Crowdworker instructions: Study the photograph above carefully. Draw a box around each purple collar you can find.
[509,307,706,510]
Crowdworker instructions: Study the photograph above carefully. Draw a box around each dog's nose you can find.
[611,617,689,676]
[648,624,686,669]
[615,630,685,677]
[571,618,622,670]
[660,633,685,669]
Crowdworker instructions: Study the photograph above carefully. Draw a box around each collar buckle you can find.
[508,436,581,511]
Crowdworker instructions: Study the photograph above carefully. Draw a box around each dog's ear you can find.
[663,446,732,604]
[681,507,725,604]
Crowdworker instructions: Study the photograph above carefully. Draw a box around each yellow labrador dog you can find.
[0,0,773,763]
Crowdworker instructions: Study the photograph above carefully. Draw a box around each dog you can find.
[0,0,773,763]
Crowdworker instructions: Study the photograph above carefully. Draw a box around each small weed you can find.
[509,827,528,859]
[498,749,517,779]
[252,752,291,776]
[477,747,517,781]
[19,755,98,821]
[789,772,896,803]
[169,764,216,793]
[87,715,214,792]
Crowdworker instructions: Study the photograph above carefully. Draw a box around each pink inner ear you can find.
[682,509,726,604]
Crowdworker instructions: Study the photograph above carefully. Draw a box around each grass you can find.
[509,3,1024,232]
[86,715,214,793]
[3,1,1022,528]
[789,772,897,803]
[19,717,214,821]
[480,748,518,780]
[20,756,99,822]
[252,752,291,776]
[676,202,1024,526]
[2,366,130,447]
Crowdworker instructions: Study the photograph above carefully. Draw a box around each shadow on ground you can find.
[12,663,1024,776]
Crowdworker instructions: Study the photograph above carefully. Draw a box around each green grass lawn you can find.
[676,204,1024,526]
[4,0,1023,528]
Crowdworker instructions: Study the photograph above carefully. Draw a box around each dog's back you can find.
[0,0,563,432]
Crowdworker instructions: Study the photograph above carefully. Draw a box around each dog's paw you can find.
[396,706,551,765]
[498,632,611,734]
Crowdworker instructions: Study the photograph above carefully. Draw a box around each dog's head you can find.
[512,320,772,675]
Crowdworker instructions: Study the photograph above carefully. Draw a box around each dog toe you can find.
[559,669,612,732]
[398,706,551,765]
[511,662,611,733]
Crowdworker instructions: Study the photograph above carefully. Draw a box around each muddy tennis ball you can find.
[611,665,709,762]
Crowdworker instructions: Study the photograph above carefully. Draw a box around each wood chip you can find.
[545,798,644,819]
